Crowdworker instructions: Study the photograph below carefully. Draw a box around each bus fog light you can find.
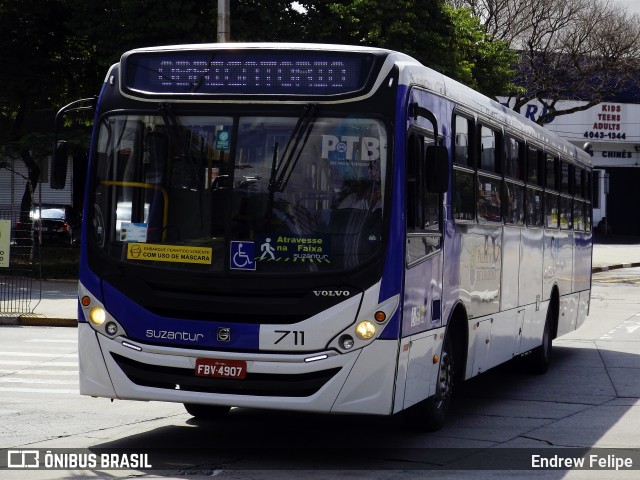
[340,335,355,350]
[89,307,106,325]
[105,322,118,336]
[355,321,376,340]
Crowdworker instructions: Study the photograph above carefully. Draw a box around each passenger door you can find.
[401,129,445,409]
[404,130,444,333]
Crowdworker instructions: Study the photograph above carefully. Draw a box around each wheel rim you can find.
[542,318,551,360]
[435,348,453,409]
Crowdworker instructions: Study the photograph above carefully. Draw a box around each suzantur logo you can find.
[145,329,204,342]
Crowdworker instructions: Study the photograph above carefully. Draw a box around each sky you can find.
[611,0,640,16]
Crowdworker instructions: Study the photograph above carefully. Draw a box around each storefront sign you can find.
[0,220,10,268]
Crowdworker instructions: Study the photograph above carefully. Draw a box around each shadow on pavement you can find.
[82,344,640,476]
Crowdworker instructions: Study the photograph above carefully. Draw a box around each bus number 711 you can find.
[274,330,305,346]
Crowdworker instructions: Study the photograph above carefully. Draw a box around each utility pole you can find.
[217,0,230,42]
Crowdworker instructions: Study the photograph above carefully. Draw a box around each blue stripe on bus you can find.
[378,85,410,340]
[101,281,260,350]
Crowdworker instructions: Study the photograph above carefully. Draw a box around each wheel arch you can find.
[444,300,469,383]
[548,284,560,340]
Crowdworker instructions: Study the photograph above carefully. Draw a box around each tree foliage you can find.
[0,0,72,140]
[1,0,216,150]
[0,0,535,158]
[234,0,518,95]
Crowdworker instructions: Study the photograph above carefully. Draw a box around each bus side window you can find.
[526,187,543,227]
[407,133,423,230]
[505,137,524,180]
[407,132,443,231]
[546,154,559,191]
[575,166,584,199]
[504,136,525,226]
[545,192,559,228]
[407,131,443,265]
[452,114,475,222]
[559,196,571,230]
[477,175,501,223]
[561,161,571,194]
[504,181,524,225]
[527,145,543,186]
[454,115,472,167]
[453,168,475,221]
[479,125,498,173]
[559,160,573,230]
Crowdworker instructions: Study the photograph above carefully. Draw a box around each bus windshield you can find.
[90,112,387,274]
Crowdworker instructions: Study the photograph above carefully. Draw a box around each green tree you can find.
[234,0,517,98]
[64,0,216,96]
[1,0,219,174]
[0,0,73,143]
[442,5,519,97]
[1,0,517,158]
[231,1,307,41]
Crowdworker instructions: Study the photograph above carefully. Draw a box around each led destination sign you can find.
[122,50,377,97]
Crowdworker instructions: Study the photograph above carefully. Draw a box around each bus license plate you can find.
[195,358,246,379]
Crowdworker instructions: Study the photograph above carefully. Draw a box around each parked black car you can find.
[27,204,82,245]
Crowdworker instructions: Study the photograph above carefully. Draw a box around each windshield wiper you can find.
[269,103,318,194]
[159,103,184,151]
[265,103,317,229]
[158,103,201,188]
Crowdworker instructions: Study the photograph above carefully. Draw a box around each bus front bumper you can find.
[78,323,399,415]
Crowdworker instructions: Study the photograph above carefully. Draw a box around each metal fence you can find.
[0,209,41,316]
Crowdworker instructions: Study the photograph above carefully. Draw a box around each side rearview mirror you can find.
[50,140,69,189]
[425,145,449,193]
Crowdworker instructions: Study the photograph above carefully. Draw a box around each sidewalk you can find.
[0,279,78,327]
[2,240,640,327]
[592,241,640,272]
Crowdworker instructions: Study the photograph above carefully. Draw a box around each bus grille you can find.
[111,353,341,397]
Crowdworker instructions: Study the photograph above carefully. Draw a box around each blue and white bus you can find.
[54,43,592,430]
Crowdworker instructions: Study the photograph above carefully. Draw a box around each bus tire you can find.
[525,305,553,374]
[405,333,455,432]
[183,403,231,420]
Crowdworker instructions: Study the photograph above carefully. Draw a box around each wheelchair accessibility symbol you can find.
[230,241,256,270]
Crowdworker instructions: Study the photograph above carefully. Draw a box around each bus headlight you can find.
[89,307,106,325]
[355,321,376,340]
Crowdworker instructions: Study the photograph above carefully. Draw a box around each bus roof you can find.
[113,42,590,168]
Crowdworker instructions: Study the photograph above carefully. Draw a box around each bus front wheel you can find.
[405,334,455,432]
[184,403,231,420]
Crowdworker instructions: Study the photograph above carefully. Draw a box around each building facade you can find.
[0,156,73,227]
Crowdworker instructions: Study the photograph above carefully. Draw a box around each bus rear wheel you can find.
[524,305,553,374]
[184,403,231,420]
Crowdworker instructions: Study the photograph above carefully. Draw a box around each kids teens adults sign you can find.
[499,99,640,145]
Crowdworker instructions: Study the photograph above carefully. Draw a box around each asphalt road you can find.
[0,268,639,479]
